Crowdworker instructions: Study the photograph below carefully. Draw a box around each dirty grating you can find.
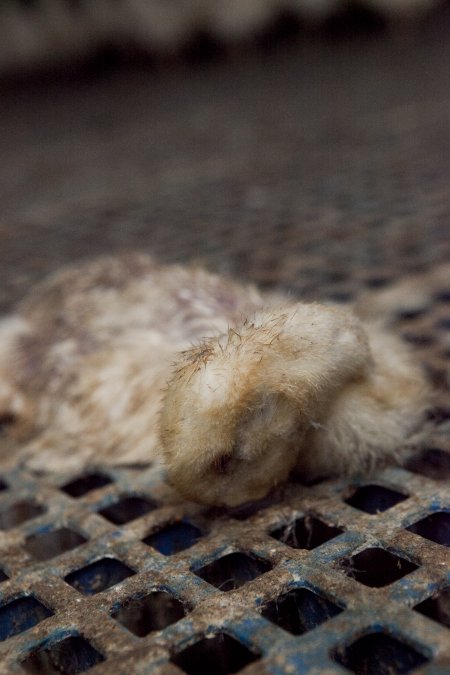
[0,270,449,674]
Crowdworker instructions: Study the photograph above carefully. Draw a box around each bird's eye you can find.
[212,441,241,475]
[214,453,234,475]
[0,413,16,432]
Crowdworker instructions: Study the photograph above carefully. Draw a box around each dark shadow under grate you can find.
[341,548,418,588]
[262,587,343,635]
[406,512,450,547]
[345,484,408,514]
[332,632,429,675]
[171,632,260,675]
[61,473,113,498]
[25,527,88,561]
[414,587,450,628]
[143,521,203,556]
[193,552,272,592]
[0,500,45,530]
[0,596,53,642]
[65,558,135,595]
[98,495,157,524]
[270,515,344,550]
[21,635,105,674]
[112,591,186,637]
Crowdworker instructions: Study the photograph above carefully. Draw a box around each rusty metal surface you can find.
[0,270,448,674]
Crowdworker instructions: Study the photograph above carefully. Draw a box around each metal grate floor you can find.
[0,269,449,674]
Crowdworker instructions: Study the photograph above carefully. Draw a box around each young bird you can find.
[0,254,428,506]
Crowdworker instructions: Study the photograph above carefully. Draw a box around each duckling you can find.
[0,253,428,506]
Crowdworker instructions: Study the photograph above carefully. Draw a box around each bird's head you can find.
[160,305,369,506]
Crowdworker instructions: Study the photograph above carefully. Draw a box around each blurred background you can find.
[0,0,449,313]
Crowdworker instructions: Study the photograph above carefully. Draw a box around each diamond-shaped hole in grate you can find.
[112,591,186,637]
[62,472,113,498]
[345,484,408,514]
[0,569,8,583]
[226,492,282,520]
[25,527,88,561]
[427,406,450,425]
[0,500,45,530]
[262,587,343,635]
[405,448,450,481]
[341,548,418,588]
[406,511,450,547]
[327,290,355,303]
[435,289,450,303]
[171,632,259,675]
[21,635,105,674]
[414,587,450,628]
[363,276,393,289]
[98,495,156,524]
[270,515,343,550]
[194,552,272,592]
[426,363,449,391]
[143,521,203,555]
[396,308,427,321]
[0,479,8,491]
[402,332,435,347]
[332,632,429,674]
[65,558,135,595]
[0,596,53,642]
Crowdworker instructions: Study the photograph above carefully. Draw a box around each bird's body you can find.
[0,253,428,506]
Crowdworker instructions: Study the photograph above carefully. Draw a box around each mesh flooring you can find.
[0,268,448,674]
